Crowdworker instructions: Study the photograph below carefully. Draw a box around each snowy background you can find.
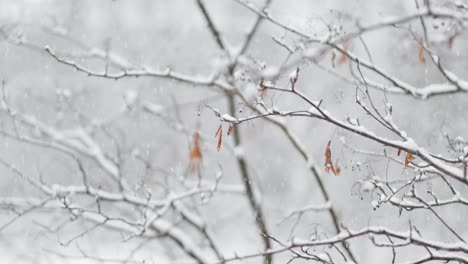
[0,0,467,263]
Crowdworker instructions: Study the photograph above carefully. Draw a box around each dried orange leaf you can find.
[259,80,267,98]
[331,51,337,67]
[325,141,331,160]
[418,43,426,64]
[404,152,415,168]
[217,133,222,152]
[227,124,234,136]
[335,159,341,175]
[338,42,348,64]
[448,35,455,49]
[397,148,402,156]
[189,132,202,173]
[324,140,336,175]
[215,125,223,152]
[215,125,222,137]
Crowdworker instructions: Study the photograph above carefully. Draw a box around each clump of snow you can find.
[371,200,380,210]
[380,194,387,202]
[0,100,8,111]
[289,68,299,83]
[234,146,244,158]
[261,66,279,79]
[221,114,237,122]
[123,89,138,106]
[383,114,393,123]
[386,102,392,113]
[242,82,258,103]
[361,181,374,192]
[131,148,141,158]
[145,103,164,114]
[56,88,72,99]
[346,115,359,126]
[316,253,331,262]
[421,84,457,99]
[303,46,320,58]
[308,106,321,115]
